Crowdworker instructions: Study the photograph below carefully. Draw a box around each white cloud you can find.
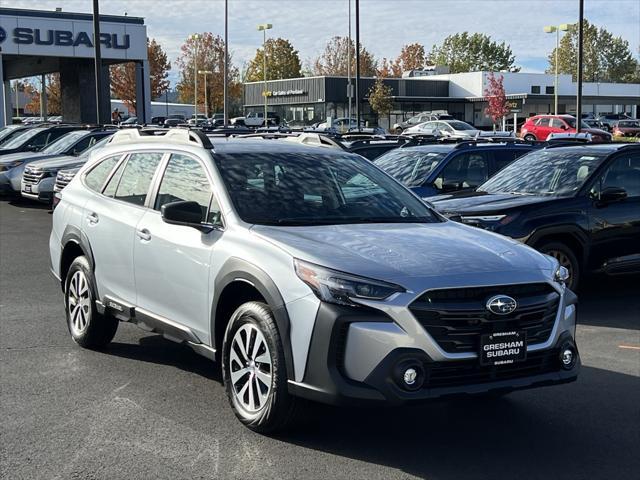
[7,0,640,84]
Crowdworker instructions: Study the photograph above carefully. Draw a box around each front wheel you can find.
[222,302,298,433]
[538,241,580,291]
[523,134,537,142]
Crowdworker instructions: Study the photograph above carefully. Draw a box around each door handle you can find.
[136,228,151,241]
[87,212,99,224]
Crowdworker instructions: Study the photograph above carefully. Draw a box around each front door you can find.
[134,152,223,342]
[587,152,640,269]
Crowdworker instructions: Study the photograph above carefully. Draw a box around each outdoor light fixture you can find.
[257,23,273,124]
[198,70,213,117]
[544,23,572,116]
[191,34,200,117]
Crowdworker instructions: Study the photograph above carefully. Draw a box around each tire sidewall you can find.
[221,302,288,431]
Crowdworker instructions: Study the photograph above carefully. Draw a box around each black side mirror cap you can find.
[599,186,627,204]
[161,201,214,232]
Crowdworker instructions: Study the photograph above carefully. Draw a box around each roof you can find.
[400,142,536,153]
[545,143,638,154]
[0,7,144,24]
[209,137,354,156]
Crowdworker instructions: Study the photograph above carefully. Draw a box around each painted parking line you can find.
[618,345,640,351]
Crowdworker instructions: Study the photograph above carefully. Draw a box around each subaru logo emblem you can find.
[0,27,6,44]
[486,295,517,315]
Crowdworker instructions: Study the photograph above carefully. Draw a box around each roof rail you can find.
[281,132,345,150]
[108,127,214,149]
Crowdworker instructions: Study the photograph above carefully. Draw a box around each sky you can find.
[6,0,640,85]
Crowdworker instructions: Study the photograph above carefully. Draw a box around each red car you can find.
[520,115,612,143]
[612,120,640,138]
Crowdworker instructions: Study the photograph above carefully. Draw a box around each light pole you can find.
[198,70,213,118]
[257,23,272,125]
[191,34,200,118]
[544,23,571,115]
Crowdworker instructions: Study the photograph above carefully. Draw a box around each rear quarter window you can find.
[84,155,122,192]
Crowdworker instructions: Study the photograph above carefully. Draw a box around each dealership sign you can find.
[263,89,307,97]
[11,27,130,49]
[506,99,523,113]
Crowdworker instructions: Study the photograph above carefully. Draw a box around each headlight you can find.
[460,213,518,229]
[554,264,570,285]
[294,259,405,306]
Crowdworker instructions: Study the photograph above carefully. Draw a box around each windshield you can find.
[563,117,592,129]
[478,149,608,197]
[448,121,476,131]
[0,128,43,149]
[41,131,86,154]
[374,150,447,187]
[0,127,22,143]
[215,152,440,226]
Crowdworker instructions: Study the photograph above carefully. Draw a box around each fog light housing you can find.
[560,344,577,370]
[404,368,418,385]
[394,361,424,391]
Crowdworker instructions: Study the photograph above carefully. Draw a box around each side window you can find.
[73,136,94,154]
[550,118,566,129]
[28,132,49,149]
[113,152,163,206]
[103,157,127,197]
[594,154,640,198]
[45,129,71,147]
[84,155,121,192]
[493,150,519,172]
[534,118,550,127]
[155,154,218,224]
[434,152,489,190]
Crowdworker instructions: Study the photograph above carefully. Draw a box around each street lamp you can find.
[191,34,200,118]
[257,23,272,125]
[544,23,571,116]
[198,70,213,118]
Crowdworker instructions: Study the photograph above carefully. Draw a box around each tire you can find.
[538,241,581,291]
[222,301,298,433]
[395,127,403,135]
[523,134,537,142]
[64,256,118,349]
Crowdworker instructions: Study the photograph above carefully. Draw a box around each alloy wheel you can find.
[546,249,574,285]
[68,270,91,336]
[229,323,273,413]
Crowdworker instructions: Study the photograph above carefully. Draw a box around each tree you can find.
[395,43,426,74]
[483,72,510,128]
[547,20,639,83]
[24,74,62,115]
[377,58,401,78]
[428,33,519,73]
[313,36,377,76]
[368,77,393,118]
[175,32,242,115]
[111,38,171,114]
[245,37,302,82]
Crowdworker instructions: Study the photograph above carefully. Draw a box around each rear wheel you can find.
[65,256,118,348]
[538,241,580,291]
[222,301,298,433]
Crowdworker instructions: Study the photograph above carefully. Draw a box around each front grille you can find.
[54,171,76,192]
[22,167,45,186]
[410,283,559,354]
[425,348,560,388]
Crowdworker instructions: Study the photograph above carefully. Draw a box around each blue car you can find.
[374,142,539,199]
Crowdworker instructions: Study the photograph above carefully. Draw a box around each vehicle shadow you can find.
[4,195,52,211]
[275,366,639,479]
[579,273,640,330]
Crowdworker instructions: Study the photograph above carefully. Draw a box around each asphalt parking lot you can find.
[1,196,638,480]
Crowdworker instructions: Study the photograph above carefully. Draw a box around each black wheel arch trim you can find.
[211,257,294,379]
[60,226,98,294]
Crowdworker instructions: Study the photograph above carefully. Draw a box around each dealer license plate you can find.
[480,331,527,366]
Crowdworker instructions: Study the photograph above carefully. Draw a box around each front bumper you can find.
[21,176,54,203]
[290,286,579,405]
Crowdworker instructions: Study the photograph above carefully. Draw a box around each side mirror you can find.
[161,201,216,232]
[599,187,627,204]
[441,181,463,193]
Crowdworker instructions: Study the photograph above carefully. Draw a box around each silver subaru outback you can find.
[49,128,579,432]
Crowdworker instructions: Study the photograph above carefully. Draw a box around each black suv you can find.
[430,144,640,289]
[0,125,81,156]
[374,141,539,198]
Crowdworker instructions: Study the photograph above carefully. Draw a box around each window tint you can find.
[434,152,488,190]
[113,152,163,206]
[493,149,521,172]
[84,155,121,192]
[155,154,217,223]
[596,154,640,198]
[73,135,95,153]
[374,150,447,187]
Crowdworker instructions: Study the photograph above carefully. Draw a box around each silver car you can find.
[50,128,579,432]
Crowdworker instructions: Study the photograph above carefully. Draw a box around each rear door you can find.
[532,117,551,140]
[133,152,223,341]
[82,151,164,304]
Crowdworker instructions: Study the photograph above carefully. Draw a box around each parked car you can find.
[316,118,365,133]
[375,141,539,198]
[52,167,80,209]
[520,115,612,143]
[0,124,32,146]
[120,117,139,126]
[150,116,167,125]
[583,118,607,130]
[597,113,631,131]
[405,119,481,138]
[612,120,640,138]
[235,111,280,127]
[21,133,114,203]
[393,111,455,134]
[50,128,579,432]
[429,144,640,290]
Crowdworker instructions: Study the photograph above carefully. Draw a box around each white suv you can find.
[50,128,579,432]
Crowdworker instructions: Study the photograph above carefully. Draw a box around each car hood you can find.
[0,151,49,164]
[252,222,555,287]
[429,191,555,214]
[28,155,85,170]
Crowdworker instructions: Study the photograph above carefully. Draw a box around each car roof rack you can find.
[108,127,214,149]
[281,132,345,150]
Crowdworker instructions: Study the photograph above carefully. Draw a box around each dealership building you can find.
[244,72,640,129]
[0,7,151,127]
